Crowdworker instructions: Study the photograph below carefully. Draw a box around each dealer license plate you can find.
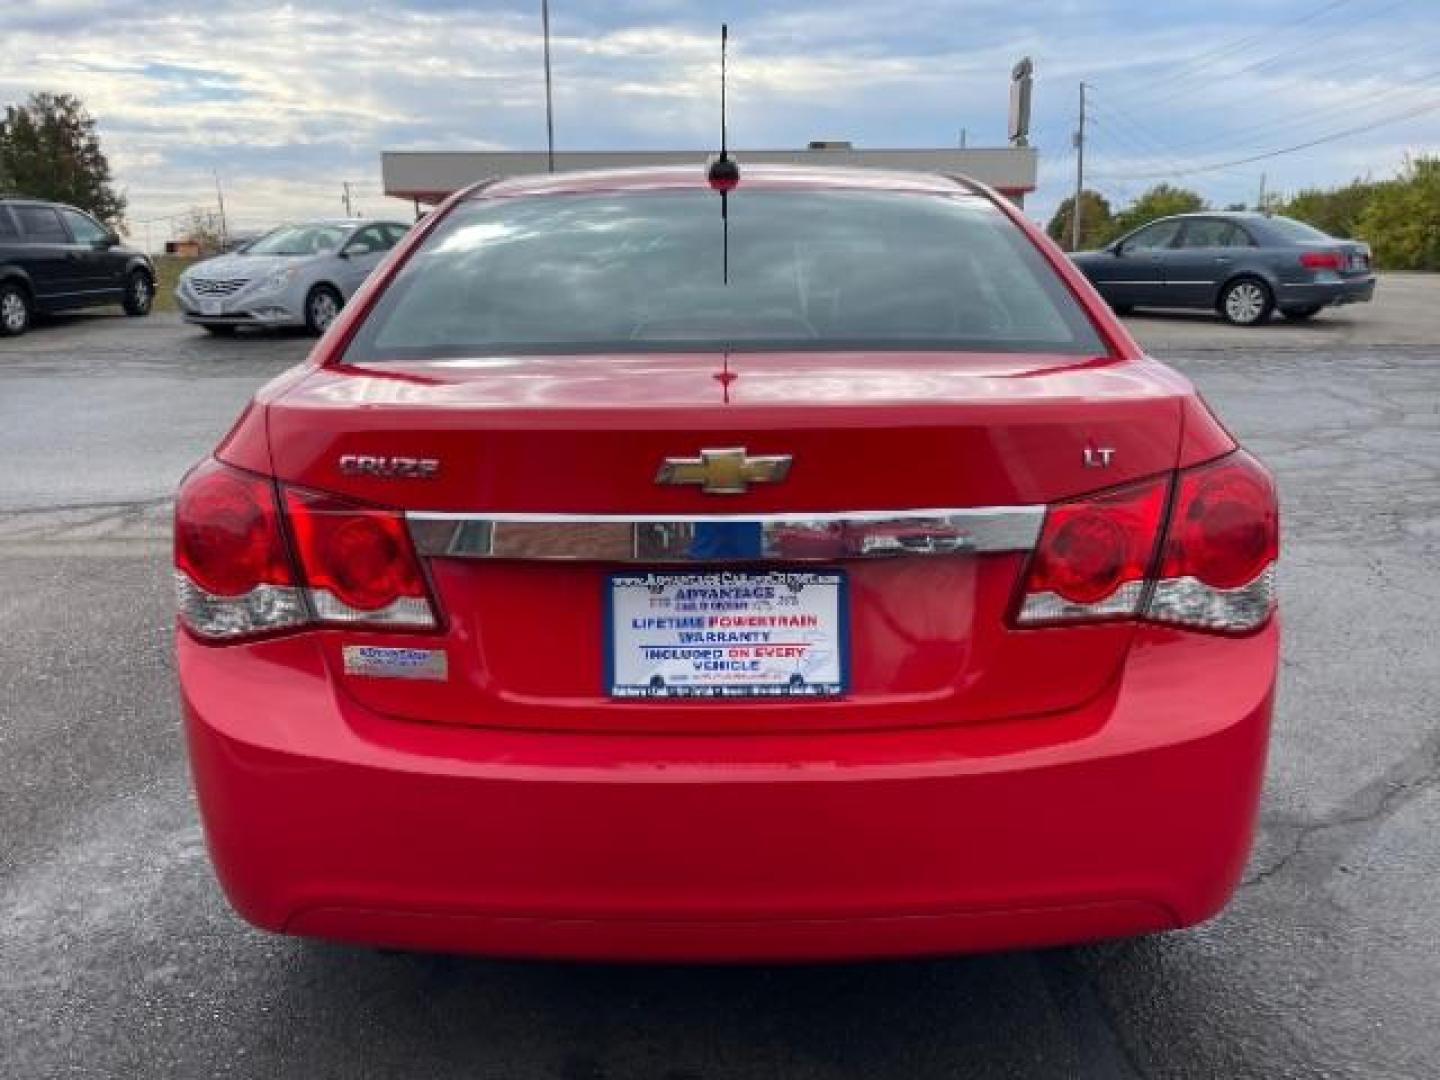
[607,570,848,698]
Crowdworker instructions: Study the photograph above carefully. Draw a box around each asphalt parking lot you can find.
[2,285,1438,1079]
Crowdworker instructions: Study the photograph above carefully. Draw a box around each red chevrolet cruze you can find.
[175,166,1278,961]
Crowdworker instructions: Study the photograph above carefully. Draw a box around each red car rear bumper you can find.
[179,622,1275,962]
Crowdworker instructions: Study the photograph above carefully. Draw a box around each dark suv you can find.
[0,198,156,337]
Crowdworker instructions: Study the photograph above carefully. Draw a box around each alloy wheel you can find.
[1224,282,1267,325]
[1,290,27,334]
[309,290,340,332]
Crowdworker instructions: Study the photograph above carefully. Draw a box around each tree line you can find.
[1046,156,1440,272]
[0,92,126,228]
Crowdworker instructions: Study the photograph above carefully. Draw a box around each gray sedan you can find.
[1071,212,1375,326]
[175,218,410,336]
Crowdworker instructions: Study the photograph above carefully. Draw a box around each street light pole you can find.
[1072,82,1086,252]
[542,0,555,173]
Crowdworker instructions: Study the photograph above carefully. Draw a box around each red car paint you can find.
[177,166,1277,961]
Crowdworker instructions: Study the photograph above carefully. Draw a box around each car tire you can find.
[1219,278,1273,326]
[304,285,343,336]
[122,270,154,317]
[202,324,238,337]
[1281,305,1323,321]
[0,281,32,337]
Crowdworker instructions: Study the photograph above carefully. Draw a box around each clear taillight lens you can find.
[174,460,307,639]
[1145,451,1278,633]
[1015,476,1168,625]
[175,462,437,639]
[1014,451,1278,635]
[282,488,436,629]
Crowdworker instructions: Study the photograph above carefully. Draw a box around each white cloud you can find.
[0,0,1435,240]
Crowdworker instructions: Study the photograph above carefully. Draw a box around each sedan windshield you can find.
[245,224,348,256]
[344,190,1105,359]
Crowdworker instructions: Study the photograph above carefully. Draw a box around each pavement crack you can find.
[1243,729,1440,889]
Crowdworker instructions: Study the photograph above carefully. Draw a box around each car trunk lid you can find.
[259,351,1195,733]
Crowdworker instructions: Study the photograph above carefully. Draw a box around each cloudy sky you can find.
[3,0,1437,244]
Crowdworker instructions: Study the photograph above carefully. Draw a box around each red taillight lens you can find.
[1014,452,1278,634]
[175,460,292,596]
[283,488,436,627]
[174,460,307,640]
[1159,451,1278,589]
[1016,476,1168,624]
[1299,251,1342,270]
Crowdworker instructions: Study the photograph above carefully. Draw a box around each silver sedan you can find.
[175,218,410,336]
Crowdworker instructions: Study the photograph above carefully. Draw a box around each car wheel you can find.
[305,285,343,335]
[1281,305,1323,321]
[0,282,31,337]
[203,324,238,337]
[1219,278,1273,326]
[122,270,154,317]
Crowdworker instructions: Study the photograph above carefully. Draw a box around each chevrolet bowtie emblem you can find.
[655,447,793,494]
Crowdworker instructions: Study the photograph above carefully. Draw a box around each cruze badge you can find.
[655,447,792,494]
[338,454,440,479]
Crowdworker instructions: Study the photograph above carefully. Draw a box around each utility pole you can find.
[1071,82,1087,252]
[542,0,555,172]
[342,181,354,217]
[213,170,229,250]
[959,128,967,149]
[1257,171,1267,212]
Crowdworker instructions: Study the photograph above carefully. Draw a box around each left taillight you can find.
[282,488,436,629]
[174,460,437,640]
[1015,475,1169,626]
[174,459,307,640]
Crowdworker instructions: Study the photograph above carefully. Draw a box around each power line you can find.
[1084,52,1440,181]
[1090,94,1440,180]
[1124,57,1440,160]
[1095,0,1392,113]
[1089,0,1354,105]
[1231,0,1412,78]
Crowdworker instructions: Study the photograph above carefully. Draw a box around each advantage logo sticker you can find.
[342,645,448,682]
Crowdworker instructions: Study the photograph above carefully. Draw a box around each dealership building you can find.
[380,144,1040,210]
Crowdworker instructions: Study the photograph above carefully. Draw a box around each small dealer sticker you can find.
[606,570,848,698]
[342,645,448,681]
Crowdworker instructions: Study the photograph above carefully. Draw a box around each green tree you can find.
[1109,183,1205,238]
[1279,178,1384,240]
[0,92,126,228]
[1046,189,1114,251]
[1354,156,1440,271]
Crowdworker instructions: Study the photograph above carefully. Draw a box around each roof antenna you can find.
[707,24,739,284]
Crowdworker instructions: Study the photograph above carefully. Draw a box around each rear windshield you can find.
[344,189,1105,360]
[1264,215,1334,243]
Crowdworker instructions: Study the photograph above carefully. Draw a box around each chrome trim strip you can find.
[408,507,1044,562]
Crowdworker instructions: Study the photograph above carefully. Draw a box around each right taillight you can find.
[1014,450,1277,635]
[1145,450,1278,633]
[1299,251,1342,270]
[174,459,437,641]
